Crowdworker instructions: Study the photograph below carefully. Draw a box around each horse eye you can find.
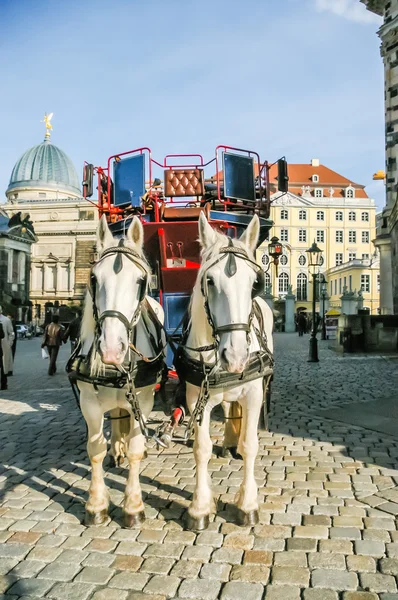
[207,276,214,286]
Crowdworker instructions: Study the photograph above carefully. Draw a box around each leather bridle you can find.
[90,241,151,350]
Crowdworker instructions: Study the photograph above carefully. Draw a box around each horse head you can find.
[198,213,262,374]
[92,215,149,366]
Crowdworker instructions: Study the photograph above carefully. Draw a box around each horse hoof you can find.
[221,446,235,458]
[124,511,146,528]
[185,512,210,532]
[236,508,259,527]
[85,509,110,526]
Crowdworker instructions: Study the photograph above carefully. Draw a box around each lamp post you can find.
[306,241,323,363]
[319,274,327,341]
[268,236,283,275]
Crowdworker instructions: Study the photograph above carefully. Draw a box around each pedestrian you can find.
[0,307,14,387]
[0,322,6,390]
[41,315,64,376]
[7,315,17,364]
[297,312,306,337]
[63,309,82,353]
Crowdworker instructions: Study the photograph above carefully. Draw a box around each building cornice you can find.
[360,0,384,17]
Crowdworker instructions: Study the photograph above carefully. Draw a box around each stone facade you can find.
[362,0,398,314]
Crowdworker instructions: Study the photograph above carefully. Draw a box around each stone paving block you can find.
[195,532,223,547]
[254,525,291,539]
[303,590,338,600]
[380,558,398,575]
[37,561,81,581]
[347,555,376,572]
[355,540,386,557]
[36,535,65,548]
[329,527,361,540]
[308,552,346,570]
[143,543,184,559]
[8,560,46,578]
[244,550,273,565]
[294,526,329,539]
[360,573,398,593]
[46,582,95,599]
[7,578,55,597]
[287,538,317,552]
[112,555,143,571]
[144,575,180,598]
[230,564,270,584]
[200,562,231,582]
[86,538,118,553]
[82,551,115,567]
[311,569,358,590]
[342,593,379,600]
[90,590,129,600]
[170,559,201,579]
[264,586,301,599]
[54,549,88,564]
[164,530,196,545]
[128,595,166,600]
[26,546,62,562]
[181,545,213,562]
[0,559,19,575]
[141,557,175,574]
[211,547,243,564]
[253,538,286,552]
[7,531,41,545]
[319,539,354,554]
[220,581,263,600]
[271,565,309,586]
[109,572,150,590]
[0,543,31,560]
[224,533,254,550]
[75,566,115,584]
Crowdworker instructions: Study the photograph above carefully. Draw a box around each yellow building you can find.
[327,258,380,314]
[257,159,379,317]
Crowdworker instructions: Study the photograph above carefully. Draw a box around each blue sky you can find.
[0,0,386,208]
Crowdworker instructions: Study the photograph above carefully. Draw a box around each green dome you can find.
[7,138,81,196]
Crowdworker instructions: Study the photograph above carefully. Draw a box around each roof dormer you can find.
[345,185,355,199]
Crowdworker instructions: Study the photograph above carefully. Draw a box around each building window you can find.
[315,188,323,198]
[330,281,333,296]
[334,280,337,295]
[336,211,343,221]
[361,274,370,293]
[261,254,269,267]
[336,253,343,266]
[349,211,356,221]
[362,253,369,260]
[298,255,306,266]
[298,229,307,242]
[281,209,288,220]
[349,230,356,243]
[278,273,289,295]
[312,174,319,183]
[348,252,356,261]
[80,210,95,220]
[280,229,288,242]
[38,192,46,198]
[377,274,380,293]
[339,278,342,294]
[316,230,325,243]
[349,275,352,291]
[296,273,308,301]
[280,255,288,266]
[346,188,355,199]
[336,230,343,243]
[316,210,325,220]
[362,231,369,243]
[344,276,347,290]
[361,212,369,222]
[298,210,307,220]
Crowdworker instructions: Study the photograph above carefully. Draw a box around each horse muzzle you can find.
[98,339,127,366]
[220,348,249,374]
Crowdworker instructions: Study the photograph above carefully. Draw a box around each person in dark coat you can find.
[7,315,17,367]
[297,312,307,337]
[63,310,82,353]
[42,315,64,376]
[0,323,6,390]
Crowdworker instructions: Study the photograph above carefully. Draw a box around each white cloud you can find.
[315,0,382,24]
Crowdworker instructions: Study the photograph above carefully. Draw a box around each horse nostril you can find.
[221,349,228,362]
[119,340,126,355]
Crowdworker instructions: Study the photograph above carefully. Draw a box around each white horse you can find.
[75,215,165,527]
[176,213,274,530]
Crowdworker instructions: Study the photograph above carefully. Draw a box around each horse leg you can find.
[123,389,153,528]
[109,409,128,468]
[222,401,241,458]
[80,394,110,525]
[235,390,262,526]
[186,397,214,531]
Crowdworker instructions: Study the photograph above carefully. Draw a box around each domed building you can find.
[4,121,98,320]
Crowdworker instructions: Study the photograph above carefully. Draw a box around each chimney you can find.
[311,158,320,167]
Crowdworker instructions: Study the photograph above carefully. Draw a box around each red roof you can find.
[212,161,369,199]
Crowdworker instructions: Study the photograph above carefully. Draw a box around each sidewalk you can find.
[0,334,397,599]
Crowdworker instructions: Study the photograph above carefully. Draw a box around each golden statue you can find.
[41,112,54,138]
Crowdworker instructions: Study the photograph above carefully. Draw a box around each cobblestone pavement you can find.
[0,334,398,600]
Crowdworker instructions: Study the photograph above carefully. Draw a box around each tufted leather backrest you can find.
[164,169,204,197]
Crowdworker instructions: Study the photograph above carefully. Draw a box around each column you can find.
[375,237,394,315]
[284,285,296,333]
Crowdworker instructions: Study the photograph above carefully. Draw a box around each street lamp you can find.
[319,273,327,341]
[268,236,283,275]
[306,241,323,362]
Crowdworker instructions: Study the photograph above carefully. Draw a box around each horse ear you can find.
[198,212,216,249]
[239,214,260,254]
[126,216,144,252]
[96,215,114,253]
